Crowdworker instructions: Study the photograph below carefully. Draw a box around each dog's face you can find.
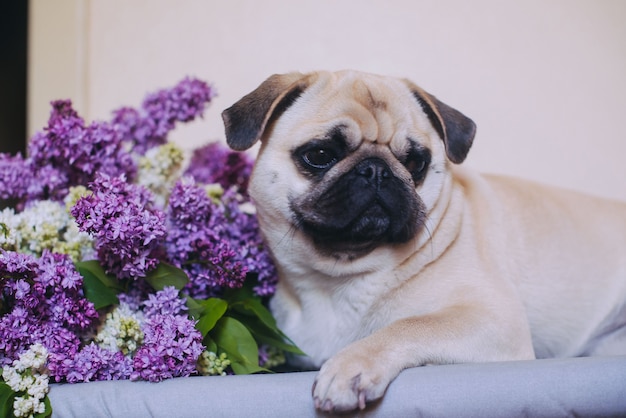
[223,70,476,263]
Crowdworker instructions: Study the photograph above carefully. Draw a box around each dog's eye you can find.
[293,133,348,175]
[302,148,338,169]
[405,159,426,175]
[404,147,431,183]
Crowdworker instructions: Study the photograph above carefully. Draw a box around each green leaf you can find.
[75,260,120,309]
[0,381,16,418]
[229,359,268,375]
[229,311,305,355]
[203,335,218,353]
[211,317,268,375]
[75,260,123,290]
[222,276,256,303]
[185,297,205,319]
[0,222,9,238]
[230,298,305,355]
[194,298,228,337]
[231,297,279,330]
[144,262,189,291]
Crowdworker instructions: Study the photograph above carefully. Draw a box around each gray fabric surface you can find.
[48,356,626,417]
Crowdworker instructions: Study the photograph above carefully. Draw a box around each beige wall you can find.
[29,0,626,201]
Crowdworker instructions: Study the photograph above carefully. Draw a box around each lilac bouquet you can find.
[0,78,299,417]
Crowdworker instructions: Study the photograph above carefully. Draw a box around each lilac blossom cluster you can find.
[0,77,280,389]
[27,100,136,202]
[178,143,277,297]
[0,249,202,384]
[185,142,253,194]
[0,154,33,202]
[0,250,99,377]
[0,77,213,206]
[71,173,167,279]
[218,191,278,297]
[165,178,248,299]
[164,175,277,299]
[131,287,203,382]
[113,77,215,154]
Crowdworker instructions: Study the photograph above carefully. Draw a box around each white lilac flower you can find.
[136,142,185,208]
[197,351,231,376]
[27,374,49,398]
[61,222,96,262]
[258,345,286,369]
[13,395,46,417]
[0,207,19,250]
[2,343,50,418]
[11,199,94,262]
[13,343,48,372]
[95,301,145,355]
[64,185,90,212]
[0,191,94,261]
[17,200,66,254]
[2,366,23,390]
[205,182,224,203]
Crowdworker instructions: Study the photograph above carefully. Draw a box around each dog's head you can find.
[223,70,475,261]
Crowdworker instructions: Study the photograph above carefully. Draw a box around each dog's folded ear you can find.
[222,73,310,151]
[405,81,477,164]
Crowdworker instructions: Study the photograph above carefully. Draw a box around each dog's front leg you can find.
[312,305,534,412]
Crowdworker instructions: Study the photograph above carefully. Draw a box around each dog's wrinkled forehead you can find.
[304,72,426,144]
[222,70,476,165]
[276,72,432,159]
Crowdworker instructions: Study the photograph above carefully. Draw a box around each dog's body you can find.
[222,70,626,412]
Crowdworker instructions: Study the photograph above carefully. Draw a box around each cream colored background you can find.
[29,0,626,200]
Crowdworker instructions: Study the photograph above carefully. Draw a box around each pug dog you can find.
[222,70,626,412]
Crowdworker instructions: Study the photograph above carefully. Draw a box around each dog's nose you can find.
[356,158,392,184]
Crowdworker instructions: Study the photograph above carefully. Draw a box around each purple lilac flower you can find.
[36,251,98,330]
[0,154,32,203]
[117,282,153,311]
[168,225,248,299]
[184,142,253,193]
[113,77,215,154]
[27,100,136,201]
[143,286,187,317]
[219,191,278,296]
[179,142,277,296]
[59,343,134,383]
[165,178,249,298]
[167,177,213,229]
[71,173,167,279]
[190,236,248,296]
[165,177,278,298]
[0,250,98,379]
[131,313,203,382]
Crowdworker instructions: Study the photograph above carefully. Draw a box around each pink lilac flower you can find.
[184,142,253,193]
[113,77,215,154]
[71,173,167,279]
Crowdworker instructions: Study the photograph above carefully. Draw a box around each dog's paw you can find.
[312,349,396,413]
